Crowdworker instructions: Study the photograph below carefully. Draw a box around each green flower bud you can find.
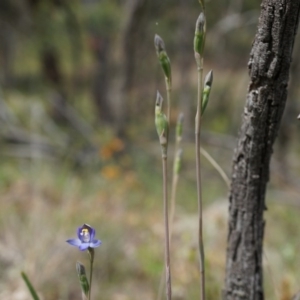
[155,91,169,153]
[202,70,213,115]
[154,34,172,84]
[76,262,90,297]
[174,148,183,175]
[194,13,206,56]
[154,34,165,55]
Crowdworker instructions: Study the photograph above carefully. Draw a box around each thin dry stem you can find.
[157,143,181,300]
[162,155,172,300]
[169,175,179,238]
[200,146,230,188]
[195,52,206,300]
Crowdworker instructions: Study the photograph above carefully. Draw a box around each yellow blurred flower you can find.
[99,138,125,159]
[100,146,113,159]
[101,165,121,180]
[110,137,125,152]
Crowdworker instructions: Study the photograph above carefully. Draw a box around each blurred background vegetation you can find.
[0,0,300,299]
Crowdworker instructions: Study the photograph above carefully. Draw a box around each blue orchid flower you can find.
[67,224,102,251]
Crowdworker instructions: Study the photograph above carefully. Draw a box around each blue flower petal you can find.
[90,239,102,248]
[79,243,90,251]
[77,226,82,239]
[66,238,82,247]
[89,226,96,241]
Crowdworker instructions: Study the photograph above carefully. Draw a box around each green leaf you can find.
[76,262,90,297]
[21,272,40,300]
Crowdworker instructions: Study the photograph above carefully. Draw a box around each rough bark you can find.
[223,1,300,299]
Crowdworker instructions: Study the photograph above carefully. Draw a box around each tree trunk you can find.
[223,1,300,299]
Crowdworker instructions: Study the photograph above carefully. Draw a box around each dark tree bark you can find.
[224,1,300,299]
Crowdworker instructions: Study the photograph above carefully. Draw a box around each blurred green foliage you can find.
[0,1,300,299]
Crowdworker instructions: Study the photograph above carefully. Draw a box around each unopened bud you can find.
[154,34,165,55]
[154,34,172,84]
[155,91,169,154]
[194,13,206,56]
[76,262,89,297]
[174,148,183,175]
[201,70,213,115]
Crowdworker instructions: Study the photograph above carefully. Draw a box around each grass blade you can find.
[21,271,40,300]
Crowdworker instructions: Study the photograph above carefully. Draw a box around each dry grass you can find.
[0,143,299,300]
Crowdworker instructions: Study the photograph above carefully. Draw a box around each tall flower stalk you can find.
[155,91,172,300]
[155,42,185,300]
[157,114,184,300]
[154,11,214,298]
[155,34,173,300]
[194,9,206,300]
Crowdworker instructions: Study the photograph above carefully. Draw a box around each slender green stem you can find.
[195,52,206,300]
[162,154,172,300]
[199,0,205,12]
[88,248,94,300]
